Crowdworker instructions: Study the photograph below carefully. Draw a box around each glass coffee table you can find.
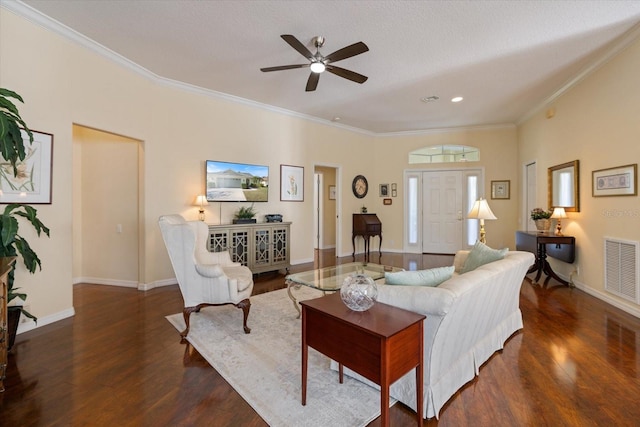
[284,262,403,318]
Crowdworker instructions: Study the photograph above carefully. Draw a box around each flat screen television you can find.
[205,160,269,202]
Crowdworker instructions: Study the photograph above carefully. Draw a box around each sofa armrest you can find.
[377,284,455,317]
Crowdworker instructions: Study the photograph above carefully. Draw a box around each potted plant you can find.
[233,203,257,224]
[530,208,552,232]
[0,88,33,174]
[0,88,49,351]
[2,204,50,349]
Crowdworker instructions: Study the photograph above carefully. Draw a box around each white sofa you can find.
[339,249,534,419]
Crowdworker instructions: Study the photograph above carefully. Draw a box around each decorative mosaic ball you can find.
[340,273,378,311]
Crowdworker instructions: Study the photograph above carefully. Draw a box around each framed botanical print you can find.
[280,164,304,201]
[0,129,53,204]
[491,180,510,200]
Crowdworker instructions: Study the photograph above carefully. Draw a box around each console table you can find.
[352,213,382,261]
[515,231,575,286]
[208,222,290,274]
[300,293,425,427]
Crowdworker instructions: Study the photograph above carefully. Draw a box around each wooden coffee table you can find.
[300,292,425,427]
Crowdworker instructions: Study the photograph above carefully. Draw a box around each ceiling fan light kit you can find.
[310,62,326,73]
[261,34,369,92]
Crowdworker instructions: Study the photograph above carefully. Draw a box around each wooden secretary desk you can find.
[352,213,382,261]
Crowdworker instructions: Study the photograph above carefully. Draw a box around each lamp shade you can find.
[194,195,209,207]
[550,207,567,219]
[467,198,497,220]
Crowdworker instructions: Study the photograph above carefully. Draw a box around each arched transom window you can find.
[409,145,479,164]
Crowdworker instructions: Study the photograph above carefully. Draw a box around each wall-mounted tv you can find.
[206,160,269,202]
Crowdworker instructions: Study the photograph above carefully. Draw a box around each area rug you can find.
[166,287,395,427]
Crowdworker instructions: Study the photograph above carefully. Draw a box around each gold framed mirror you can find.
[548,160,580,212]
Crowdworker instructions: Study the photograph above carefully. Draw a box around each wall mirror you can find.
[548,160,580,212]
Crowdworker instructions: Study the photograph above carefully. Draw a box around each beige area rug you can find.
[166,287,395,427]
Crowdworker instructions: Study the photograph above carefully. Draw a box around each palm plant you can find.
[0,88,33,176]
[0,88,48,324]
[1,204,50,321]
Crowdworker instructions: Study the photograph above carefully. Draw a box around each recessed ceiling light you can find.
[451,96,464,103]
[421,95,440,103]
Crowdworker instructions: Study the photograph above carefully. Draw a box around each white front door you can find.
[422,171,464,254]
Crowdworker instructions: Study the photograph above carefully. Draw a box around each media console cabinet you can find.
[207,222,291,274]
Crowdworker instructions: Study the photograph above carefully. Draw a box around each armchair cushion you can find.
[222,265,254,293]
[195,263,225,278]
[461,241,508,273]
[385,266,455,287]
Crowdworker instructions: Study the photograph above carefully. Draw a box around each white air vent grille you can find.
[604,237,639,303]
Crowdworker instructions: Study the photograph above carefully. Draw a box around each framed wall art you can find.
[379,183,389,197]
[383,198,392,205]
[328,185,336,200]
[280,164,304,201]
[491,180,510,200]
[0,129,53,204]
[592,164,637,197]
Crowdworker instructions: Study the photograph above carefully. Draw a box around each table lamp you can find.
[194,195,209,221]
[468,198,497,244]
[551,207,568,236]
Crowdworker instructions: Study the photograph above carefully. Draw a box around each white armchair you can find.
[158,214,254,337]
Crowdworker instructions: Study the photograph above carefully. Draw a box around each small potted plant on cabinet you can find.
[233,204,257,224]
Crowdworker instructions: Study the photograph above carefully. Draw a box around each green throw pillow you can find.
[461,241,508,273]
[385,266,455,287]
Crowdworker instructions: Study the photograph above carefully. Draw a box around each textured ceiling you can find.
[12,0,640,134]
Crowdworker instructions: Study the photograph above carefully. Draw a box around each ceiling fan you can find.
[260,34,369,92]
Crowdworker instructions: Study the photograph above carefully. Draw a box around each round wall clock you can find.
[352,175,368,198]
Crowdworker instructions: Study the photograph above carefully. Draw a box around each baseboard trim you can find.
[73,276,138,288]
[17,307,75,335]
[572,278,640,319]
[139,279,177,291]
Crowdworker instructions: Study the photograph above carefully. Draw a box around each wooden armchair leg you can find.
[181,306,199,338]
[237,298,251,334]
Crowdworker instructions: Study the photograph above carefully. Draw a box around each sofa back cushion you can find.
[385,266,455,287]
[460,241,508,273]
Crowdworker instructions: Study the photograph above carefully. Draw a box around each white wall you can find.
[5,5,638,329]
[372,126,520,251]
[518,35,640,316]
[0,8,373,328]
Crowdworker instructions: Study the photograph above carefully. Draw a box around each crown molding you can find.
[2,1,377,137]
[518,21,640,125]
[375,122,516,138]
[0,1,521,138]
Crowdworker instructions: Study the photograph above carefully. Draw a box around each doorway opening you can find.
[72,125,144,288]
[313,164,340,259]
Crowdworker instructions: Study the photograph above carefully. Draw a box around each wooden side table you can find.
[300,292,425,426]
[516,230,575,286]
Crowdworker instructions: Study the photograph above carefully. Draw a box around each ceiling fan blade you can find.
[305,72,320,92]
[281,34,315,60]
[326,65,368,84]
[324,41,369,63]
[261,64,309,72]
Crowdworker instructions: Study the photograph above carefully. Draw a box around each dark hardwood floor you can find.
[2,250,640,426]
